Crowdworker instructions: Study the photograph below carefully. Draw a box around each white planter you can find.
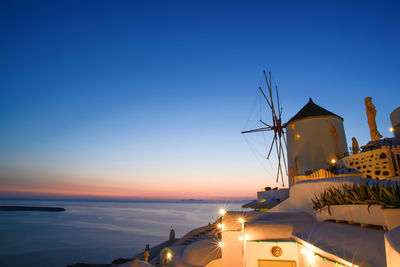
[314,205,353,222]
[382,209,400,231]
[330,205,353,222]
[349,205,385,227]
[315,205,400,230]
[314,206,332,221]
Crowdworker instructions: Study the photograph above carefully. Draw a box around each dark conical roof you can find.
[285,98,343,125]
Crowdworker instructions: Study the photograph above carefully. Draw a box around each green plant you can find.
[312,180,400,210]
[326,161,338,175]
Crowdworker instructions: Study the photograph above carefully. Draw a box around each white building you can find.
[125,102,400,267]
[285,98,348,186]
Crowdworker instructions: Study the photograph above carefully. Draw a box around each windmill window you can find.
[295,133,300,141]
[290,123,295,130]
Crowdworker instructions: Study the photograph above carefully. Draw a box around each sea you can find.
[0,199,244,267]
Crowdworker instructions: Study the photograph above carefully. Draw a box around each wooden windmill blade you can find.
[275,85,282,118]
[279,137,288,175]
[241,127,272,134]
[241,70,288,186]
[274,130,284,185]
[266,134,276,159]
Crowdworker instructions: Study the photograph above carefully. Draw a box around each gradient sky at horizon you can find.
[1,0,400,200]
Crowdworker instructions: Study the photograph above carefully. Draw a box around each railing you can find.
[306,169,335,178]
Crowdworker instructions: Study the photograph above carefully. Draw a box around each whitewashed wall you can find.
[271,177,363,214]
[385,227,400,267]
[286,116,348,186]
[221,230,243,267]
[245,241,298,267]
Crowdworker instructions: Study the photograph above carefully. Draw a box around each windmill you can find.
[241,70,288,186]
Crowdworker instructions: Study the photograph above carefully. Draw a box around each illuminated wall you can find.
[286,116,348,186]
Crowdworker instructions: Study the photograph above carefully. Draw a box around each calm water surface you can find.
[0,200,244,267]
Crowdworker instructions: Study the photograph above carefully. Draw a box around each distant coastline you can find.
[0,206,65,212]
[0,197,250,203]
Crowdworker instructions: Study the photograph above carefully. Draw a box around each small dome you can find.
[285,98,343,125]
[182,239,221,266]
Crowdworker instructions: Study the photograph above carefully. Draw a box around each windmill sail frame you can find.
[242,70,288,186]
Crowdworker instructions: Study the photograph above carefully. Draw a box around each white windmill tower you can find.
[285,98,348,185]
[242,71,348,187]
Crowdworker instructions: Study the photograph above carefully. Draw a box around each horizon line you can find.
[0,196,252,203]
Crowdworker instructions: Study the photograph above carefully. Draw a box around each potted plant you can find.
[312,180,400,230]
[313,187,353,223]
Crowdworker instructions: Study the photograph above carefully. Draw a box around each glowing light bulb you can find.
[218,242,224,247]
[390,127,394,132]
[238,236,243,241]
[217,223,223,229]
[343,260,357,267]
[238,218,245,224]
[301,247,314,262]
[219,208,226,216]
[167,252,172,259]
[331,158,336,164]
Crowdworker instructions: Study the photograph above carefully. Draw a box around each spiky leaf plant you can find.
[312,180,400,210]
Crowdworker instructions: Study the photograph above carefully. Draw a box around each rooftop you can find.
[223,210,386,267]
[285,98,343,125]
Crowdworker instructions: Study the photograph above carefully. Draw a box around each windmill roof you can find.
[285,98,343,125]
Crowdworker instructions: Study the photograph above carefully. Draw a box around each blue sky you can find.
[0,0,399,199]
